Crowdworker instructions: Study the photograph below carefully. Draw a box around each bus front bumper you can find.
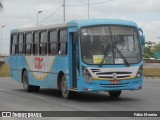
[77,77,143,92]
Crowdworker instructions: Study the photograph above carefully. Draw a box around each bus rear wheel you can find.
[61,75,73,99]
[108,90,121,98]
[22,71,40,92]
[22,71,32,92]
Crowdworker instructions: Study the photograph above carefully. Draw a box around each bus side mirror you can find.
[140,35,145,45]
[138,28,145,45]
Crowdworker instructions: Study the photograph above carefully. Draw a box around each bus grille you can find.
[94,71,132,79]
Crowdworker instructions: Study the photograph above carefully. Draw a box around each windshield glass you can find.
[81,26,141,65]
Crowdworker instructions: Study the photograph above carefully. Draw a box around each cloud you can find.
[137,20,160,42]
[0,0,160,54]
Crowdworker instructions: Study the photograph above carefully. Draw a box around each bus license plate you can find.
[110,80,120,84]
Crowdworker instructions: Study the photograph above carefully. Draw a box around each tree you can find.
[145,41,156,47]
[144,41,156,58]
[152,42,160,53]
[0,0,3,11]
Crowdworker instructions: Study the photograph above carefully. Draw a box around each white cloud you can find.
[137,20,160,42]
[0,0,160,54]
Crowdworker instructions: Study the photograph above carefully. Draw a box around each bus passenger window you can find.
[40,31,47,55]
[26,45,31,54]
[11,35,18,54]
[59,30,67,55]
[49,31,58,54]
[25,33,32,55]
[33,32,39,55]
[11,45,16,54]
[18,34,24,54]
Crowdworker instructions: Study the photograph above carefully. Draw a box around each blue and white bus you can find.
[10,19,145,98]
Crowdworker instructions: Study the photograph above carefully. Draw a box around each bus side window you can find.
[59,30,67,55]
[18,34,24,54]
[49,31,58,55]
[11,35,18,54]
[11,45,16,54]
[25,33,32,55]
[40,31,47,55]
[11,35,14,54]
[33,32,39,55]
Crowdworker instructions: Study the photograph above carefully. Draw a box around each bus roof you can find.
[68,19,138,28]
[11,19,138,33]
[11,23,68,33]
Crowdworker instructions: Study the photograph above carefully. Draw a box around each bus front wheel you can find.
[61,75,72,99]
[108,90,121,98]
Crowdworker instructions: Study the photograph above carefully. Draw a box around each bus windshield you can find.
[81,26,141,65]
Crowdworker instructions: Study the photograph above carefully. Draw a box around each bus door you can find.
[68,28,79,89]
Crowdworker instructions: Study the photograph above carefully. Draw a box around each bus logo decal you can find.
[112,73,117,79]
[34,57,44,70]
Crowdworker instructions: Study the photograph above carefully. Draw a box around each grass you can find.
[0,63,160,78]
[0,63,10,77]
[144,68,160,78]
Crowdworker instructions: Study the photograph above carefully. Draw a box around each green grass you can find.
[0,64,10,77]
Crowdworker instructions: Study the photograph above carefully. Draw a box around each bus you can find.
[10,19,145,99]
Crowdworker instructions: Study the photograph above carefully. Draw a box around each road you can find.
[144,63,160,68]
[0,77,160,120]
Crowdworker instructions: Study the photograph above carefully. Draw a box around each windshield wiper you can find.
[99,37,129,67]
[99,45,130,67]
[99,47,110,67]
[113,44,130,67]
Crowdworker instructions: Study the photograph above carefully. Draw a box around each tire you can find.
[22,71,40,92]
[61,75,73,99]
[22,71,33,92]
[108,90,122,98]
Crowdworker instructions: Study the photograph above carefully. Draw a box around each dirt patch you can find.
[144,68,160,78]
[0,64,10,77]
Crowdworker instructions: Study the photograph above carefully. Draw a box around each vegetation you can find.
[143,38,160,77]
[0,64,10,77]
[144,68,160,78]
[144,41,160,58]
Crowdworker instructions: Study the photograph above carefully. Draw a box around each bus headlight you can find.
[136,66,143,77]
[82,67,93,81]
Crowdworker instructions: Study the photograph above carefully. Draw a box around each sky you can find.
[0,0,160,54]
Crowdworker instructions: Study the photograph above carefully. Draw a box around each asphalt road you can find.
[144,63,160,68]
[0,77,160,120]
